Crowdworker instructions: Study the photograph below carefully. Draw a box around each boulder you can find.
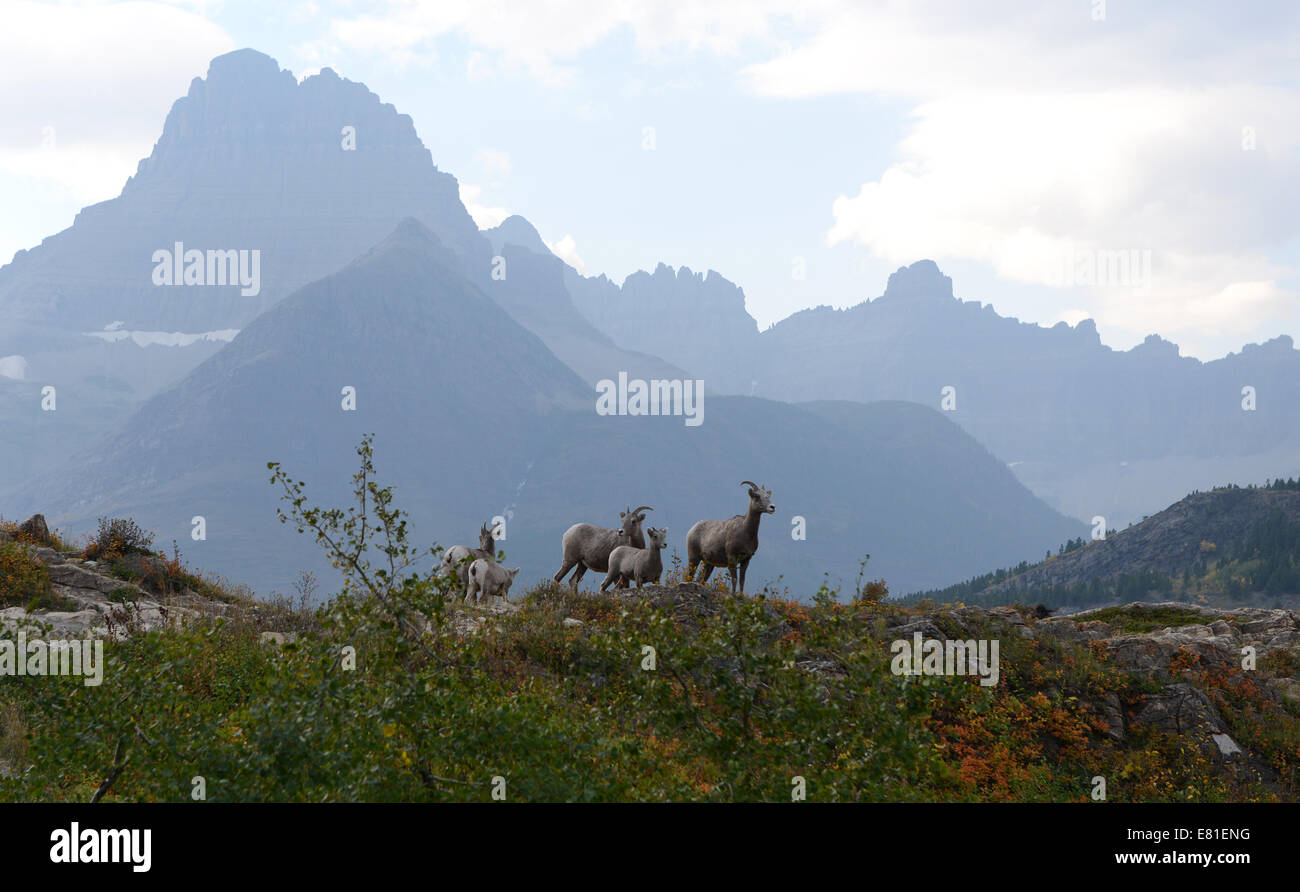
[17,514,50,544]
[1130,683,1226,737]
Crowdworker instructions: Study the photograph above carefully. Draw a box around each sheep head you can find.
[618,505,654,541]
[478,522,494,551]
[741,481,776,515]
[646,527,668,549]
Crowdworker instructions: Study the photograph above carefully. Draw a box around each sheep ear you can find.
[510,568,521,578]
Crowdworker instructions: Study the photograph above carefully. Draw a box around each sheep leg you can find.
[553,558,578,585]
[686,560,698,582]
[599,570,616,593]
[728,563,739,593]
[738,557,751,594]
[570,563,588,591]
[699,562,716,584]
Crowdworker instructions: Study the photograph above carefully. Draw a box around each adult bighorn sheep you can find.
[601,527,668,591]
[686,481,775,593]
[441,522,495,599]
[553,505,653,591]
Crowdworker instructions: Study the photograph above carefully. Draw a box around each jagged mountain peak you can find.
[484,215,551,257]
[877,259,955,302]
[1131,332,1182,359]
[204,47,287,82]
[127,48,430,190]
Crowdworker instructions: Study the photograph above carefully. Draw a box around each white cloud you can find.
[307,0,797,84]
[475,149,512,179]
[459,183,510,229]
[546,234,585,273]
[0,1,235,203]
[749,2,1300,357]
[0,355,27,381]
[83,328,239,347]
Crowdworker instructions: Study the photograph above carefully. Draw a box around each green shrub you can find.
[1,436,1292,804]
[108,587,137,604]
[0,541,55,609]
[85,517,154,561]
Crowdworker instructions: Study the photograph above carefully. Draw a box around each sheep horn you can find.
[632,505,653,515]
[740,480,759,490]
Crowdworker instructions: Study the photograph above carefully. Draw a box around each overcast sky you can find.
[2,0,1297,359]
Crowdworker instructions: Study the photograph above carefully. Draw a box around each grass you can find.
[3,466,1294,802]
[0,540,77,611]
[0,700,28,773]
[0,582,1293,803]
[1081,604,1216,633]
[0,518,78,552]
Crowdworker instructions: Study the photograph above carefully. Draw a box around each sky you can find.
[1,0,1298,360]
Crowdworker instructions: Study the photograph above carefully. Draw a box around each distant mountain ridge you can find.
[549,252,1300,526]
[13,220,1086,597]
[0,50,687,490]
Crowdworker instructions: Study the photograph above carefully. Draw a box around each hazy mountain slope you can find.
[485,215,755,390]
[12,221,1084,597]
[558,254,1300,526]
[514,397,1086,596]
[0,50,681,490]
[759,262,1300,525]
[568,262,760,395]
[1,48,481,353]
[9,219,588,590]
[482,217,687,384]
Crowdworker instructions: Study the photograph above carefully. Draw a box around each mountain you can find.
[483,215,758,391]
[981,485,1300,596]
[914,482,1300,610]
[12,220,1085,597]
[1,48,481,359]
[562,257,1300,527]
[566,262,760,395]
[0,50,679,490]
[482,216,687,385]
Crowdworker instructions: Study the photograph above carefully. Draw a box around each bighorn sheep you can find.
[466,560,521,604]
[553,505,652,591]
[441,523,495,598]
[600,527,668,591]
[686,481,775,593]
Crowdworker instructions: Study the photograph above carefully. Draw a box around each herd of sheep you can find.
[439,482,777,604]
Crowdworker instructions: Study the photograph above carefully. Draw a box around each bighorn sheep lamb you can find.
[686,481,775,593]
[553,505,652,591]
[441,523,495,598]
[466,560,521,604]
[600,527,668,591]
